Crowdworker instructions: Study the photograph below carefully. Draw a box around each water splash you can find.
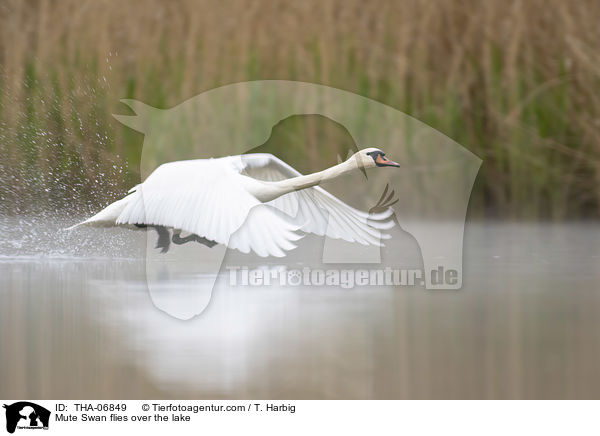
[0,214,144,259]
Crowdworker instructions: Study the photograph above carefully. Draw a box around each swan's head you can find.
[354,147,400,169]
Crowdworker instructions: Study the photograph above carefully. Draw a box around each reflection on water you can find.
[1,218,599,399]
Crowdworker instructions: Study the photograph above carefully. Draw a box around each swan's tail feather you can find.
[64,196,132,230]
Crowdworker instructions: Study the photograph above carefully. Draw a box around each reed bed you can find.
[1,0,599,219]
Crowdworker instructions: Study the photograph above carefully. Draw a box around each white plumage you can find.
[68,148,400,257]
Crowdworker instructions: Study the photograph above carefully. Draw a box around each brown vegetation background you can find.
[1,0,599,219]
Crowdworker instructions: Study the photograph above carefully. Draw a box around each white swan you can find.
[68,148,400,257]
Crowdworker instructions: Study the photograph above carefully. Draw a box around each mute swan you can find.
[68,148,400,257]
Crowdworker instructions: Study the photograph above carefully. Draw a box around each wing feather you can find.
[114,158,301,257]
[240,153,395,246]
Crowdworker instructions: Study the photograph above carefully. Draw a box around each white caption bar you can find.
[1,400,598,436]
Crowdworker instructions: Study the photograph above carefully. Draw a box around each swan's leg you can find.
[172,230,217,248]
[172,231,195,245]
[135,224,171,253]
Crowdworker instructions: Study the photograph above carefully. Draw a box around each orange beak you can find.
[375,154,400,167]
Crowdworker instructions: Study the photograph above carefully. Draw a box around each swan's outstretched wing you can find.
[240,153,395,246]
[112,158,301,257]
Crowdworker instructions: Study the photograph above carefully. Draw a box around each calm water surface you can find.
[1,216,599,399]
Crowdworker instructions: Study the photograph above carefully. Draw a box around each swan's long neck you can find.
[251,157,360,202]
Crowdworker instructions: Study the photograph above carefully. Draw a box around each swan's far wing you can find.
[114,158,301,256]
[241,154,395,246]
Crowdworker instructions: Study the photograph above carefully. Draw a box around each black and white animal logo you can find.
[3,402,50,434]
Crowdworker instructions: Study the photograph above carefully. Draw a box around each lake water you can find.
[1,216,599,399]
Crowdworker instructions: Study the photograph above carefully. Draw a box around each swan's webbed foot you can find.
[153,226,171,253]
[135,224,171,253]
